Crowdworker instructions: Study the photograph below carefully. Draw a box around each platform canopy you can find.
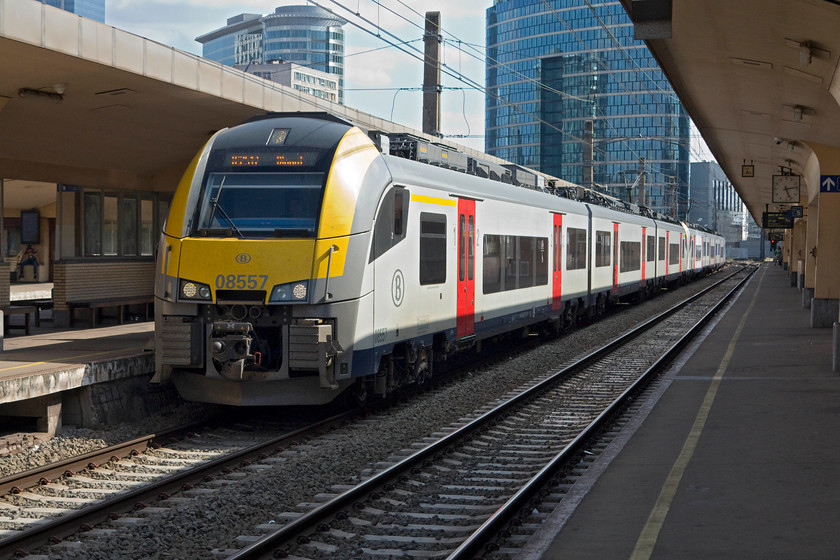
[622,0,840,224]
[0,0,486,195]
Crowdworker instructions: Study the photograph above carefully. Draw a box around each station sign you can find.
[762,211,792,229]
[820,175,840,193]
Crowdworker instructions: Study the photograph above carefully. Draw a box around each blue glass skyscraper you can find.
[42,0,105,23]
[486,0,690,218]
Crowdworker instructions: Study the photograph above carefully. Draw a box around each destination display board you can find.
[762,211,792,229]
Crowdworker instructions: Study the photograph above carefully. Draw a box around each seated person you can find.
[18,244,40,280]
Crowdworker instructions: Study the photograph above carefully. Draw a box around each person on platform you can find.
[17,244,40,280]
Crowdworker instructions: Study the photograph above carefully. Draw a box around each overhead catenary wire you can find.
[333,0,702,197]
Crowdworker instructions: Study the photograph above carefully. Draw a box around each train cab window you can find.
[566,227,587,270]
[595,230,611,267]
[658,236,666,261]
[646,235,655,262]
[370,186,410,262]
[195,171,324,238]
[419,213,447,285]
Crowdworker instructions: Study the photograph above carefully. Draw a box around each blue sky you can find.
[106,0,490,150]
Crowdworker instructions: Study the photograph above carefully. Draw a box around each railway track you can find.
[0,267,751,559]
[0,412,354,560]
[219,266,755,559]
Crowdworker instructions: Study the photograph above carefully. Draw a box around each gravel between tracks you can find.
[16,271,730,559]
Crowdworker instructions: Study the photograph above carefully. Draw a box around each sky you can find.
[105,0,713,160]
[106,0,491,151]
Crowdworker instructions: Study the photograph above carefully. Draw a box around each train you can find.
[152,112,725,406]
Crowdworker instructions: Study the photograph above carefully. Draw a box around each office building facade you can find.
[486,0,690,218]
[42,0,104,22]
[197,6,346,104]
[233,61,339,103]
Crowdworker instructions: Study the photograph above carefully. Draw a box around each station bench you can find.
[67,296,154,328]
[2,305,38,335]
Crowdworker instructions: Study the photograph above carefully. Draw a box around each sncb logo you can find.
[235,253,251,264]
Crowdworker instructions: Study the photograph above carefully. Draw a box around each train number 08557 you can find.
[215,274,269,290]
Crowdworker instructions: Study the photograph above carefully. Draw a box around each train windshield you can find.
[195,172,324,238]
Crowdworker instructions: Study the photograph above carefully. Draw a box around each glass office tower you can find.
[197,5,346,104]
[42,0,105,22]
[486,0,690,218]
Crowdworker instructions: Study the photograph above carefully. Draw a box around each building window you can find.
[82,190,167,258]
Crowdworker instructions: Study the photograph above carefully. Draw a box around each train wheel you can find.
[413,349,430,386]
[349,379,369,408]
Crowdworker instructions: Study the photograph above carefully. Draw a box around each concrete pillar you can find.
[804,200,818,308]
[785,229,796,286]
[793,218,807,290]
[807,144,840,328]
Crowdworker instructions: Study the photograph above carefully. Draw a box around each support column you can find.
[792,218,806,290]
[807,144,840,328]
[785,228,796,286]
[804,200,818,308]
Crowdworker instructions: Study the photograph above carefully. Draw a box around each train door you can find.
[612,222,619,295]
[552,213,562,311]
[641,226,647,287]
[457,198,475,338]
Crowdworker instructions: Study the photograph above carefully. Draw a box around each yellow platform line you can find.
[630,267,765,560]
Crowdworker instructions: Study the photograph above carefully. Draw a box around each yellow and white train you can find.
[153,113,724,406]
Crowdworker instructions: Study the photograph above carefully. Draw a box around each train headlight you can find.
[179,279,212,301]
[269,280,309,303]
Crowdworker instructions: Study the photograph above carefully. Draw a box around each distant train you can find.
[153,112,724,406]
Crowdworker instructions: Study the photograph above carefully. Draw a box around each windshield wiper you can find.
[206,177,243,238]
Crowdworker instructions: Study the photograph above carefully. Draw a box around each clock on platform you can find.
[772,174,801,203]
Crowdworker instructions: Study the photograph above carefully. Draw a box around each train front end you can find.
[153,114,385,405]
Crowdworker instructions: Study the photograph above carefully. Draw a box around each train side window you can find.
[419,213,447,285]
[620,241,641,272]
[566,227,587,270]
[658,236,666,260]
[536,237,548,285]
[468,215,474,281]
[669,243,680,265]
[370,186,410,262]
[459,214,465,282]
[595,230,611,267]
[483,235,502,294]
[646,235,655,262]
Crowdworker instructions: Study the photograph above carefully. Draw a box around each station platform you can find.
[0,287,155,441]
[521,262,840,559]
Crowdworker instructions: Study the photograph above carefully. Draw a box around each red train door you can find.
[552,213,562,311]
[641,226,647,287]
[457,199,475,337]
[612,223,619,295]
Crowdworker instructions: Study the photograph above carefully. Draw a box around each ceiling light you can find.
[18,88,63,103]
[799,41,813,67]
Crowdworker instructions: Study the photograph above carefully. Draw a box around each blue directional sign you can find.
[820,175,840,192]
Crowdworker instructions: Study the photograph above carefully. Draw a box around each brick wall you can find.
[0,263,10,308]
[53,261,155,311]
